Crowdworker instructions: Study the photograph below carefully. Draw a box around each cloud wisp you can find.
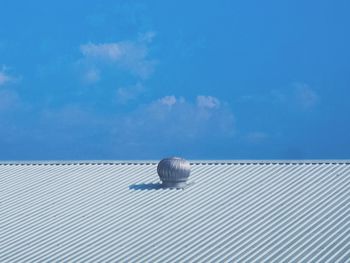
[116,82,145,104]
[270,82,320,111]
[117,95,235,142]
[0,66,17,86]
[82,68,100,84]
[197,95,221,109]
[21,95,235,157]
[0,72,11,86]
[293,83,319,110]
[0,66,21,112]
[239,82,320,112]
[79,31,157,83]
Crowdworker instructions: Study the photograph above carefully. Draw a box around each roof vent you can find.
[157,157,191,189]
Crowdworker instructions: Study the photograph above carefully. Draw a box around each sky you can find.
[0,0,349,160]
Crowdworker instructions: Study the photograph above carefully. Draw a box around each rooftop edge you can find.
[0,160,349,166]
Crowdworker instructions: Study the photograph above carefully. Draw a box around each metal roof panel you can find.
[0,161,349,262]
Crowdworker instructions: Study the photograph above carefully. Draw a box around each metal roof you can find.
[0,160,349,262]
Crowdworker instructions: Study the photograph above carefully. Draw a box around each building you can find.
[0,160,349,262]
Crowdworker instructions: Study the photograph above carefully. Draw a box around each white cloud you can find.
[25,94,234,157]
[116,82,144,104]
[269,82,319,111]
[138,31,156,43]
[159,95,177,106]
[0,66,20,87]
[79,32,156,80]
[0,70,12,86]
[197,95,220,109]
[82,68,100,84]
[80,43,124,61]
[293,83,319,109]
[117,95,235,141]
[0,72,10,86]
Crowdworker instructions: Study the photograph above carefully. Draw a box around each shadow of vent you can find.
[129,183,163,191]
[129,182,195,191]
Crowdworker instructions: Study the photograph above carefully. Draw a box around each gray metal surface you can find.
[157,157,191,188]
[0,161,349,262]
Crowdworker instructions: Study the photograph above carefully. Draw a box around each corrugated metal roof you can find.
[0,161,349,262]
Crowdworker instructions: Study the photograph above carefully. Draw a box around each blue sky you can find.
[0,0,349,160]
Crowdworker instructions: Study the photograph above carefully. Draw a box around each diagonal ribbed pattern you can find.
[0,161,349,262]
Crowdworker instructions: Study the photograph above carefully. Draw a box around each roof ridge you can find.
[0,160,349,166]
